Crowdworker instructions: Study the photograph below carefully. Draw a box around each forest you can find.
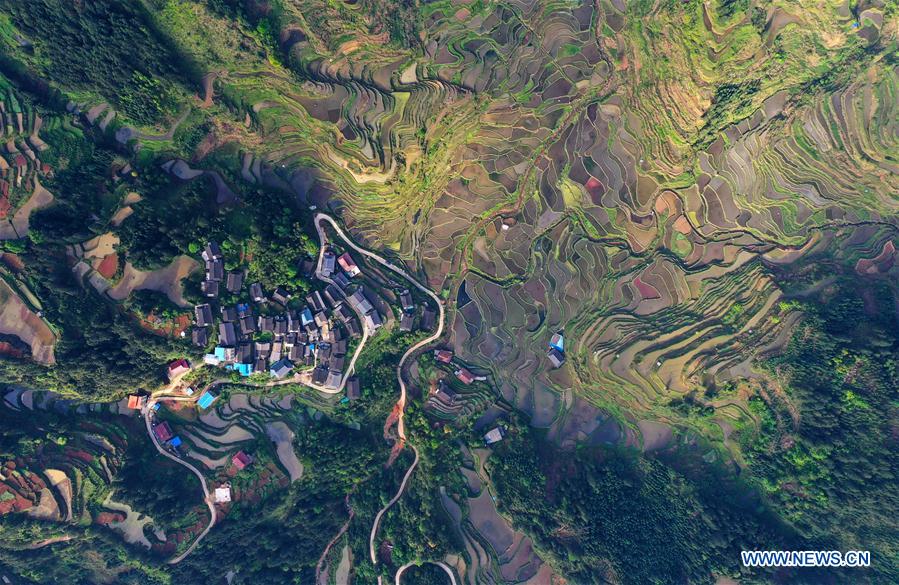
[745,278,899,582]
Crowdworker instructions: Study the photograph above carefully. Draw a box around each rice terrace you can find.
[0,0,895,584]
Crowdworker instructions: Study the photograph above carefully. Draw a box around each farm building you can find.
[484,427,505,445]
[455,368,476,385]
[547,348,565,368]
[232,451,253,470]
[434,380,458,405]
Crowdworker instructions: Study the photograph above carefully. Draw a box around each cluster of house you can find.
[191,242,372,391]
[547,332,565,368]
[0,93,53,219]
[396,289,437,333]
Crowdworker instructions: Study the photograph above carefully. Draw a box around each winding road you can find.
[141,213,448,578]
[310,213,451,582]
[142,393,216,565]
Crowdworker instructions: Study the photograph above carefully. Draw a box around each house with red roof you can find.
[455,367,475,385]
[153,422,173,442]
[127,395,147,410]
[434,349,453,364]
[337,252,360,277]
[232,451,253,470]
[167,358,190,381]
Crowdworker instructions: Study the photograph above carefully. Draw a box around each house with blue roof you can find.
[549,332,564,353]
[197,391,217,409]
[300,307,314,326]
[170,436,182,448]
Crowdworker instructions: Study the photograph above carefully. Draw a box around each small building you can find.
[484,427,505,445]
[399,290,414,312]
[202,242,223,262]
[197,391,217,410]
[221,306,238,323]
[547,347,565,369]
[333,272,350,289]
[399,313,414,332]
[169,436,183,448]
[364,312,383,331]
[325,370,343,389]
[434,349,453,363]
[191,327,209,347]
[345,319,361,338]
[250,283,265,303]
[154,422,173,442]
[271,287,291,306]
[322,251,337,276]
[549,332,564,353]
[455,367,475,385]
[314,311,328,327]
[347,289,374,315]
[194,304,213,327]
[239,315,257,336]
[300,307,314,326]
[323,285,342,308]
[214,485,232,503]
[167,359,190,381]
[434,380,458,405]
[225,270,244,294]
[201,279,219,298]
[311,366,328,385]
[206,259,224,282]
[270,358,293,379]
[274,318,288,336]
[346,376,361,400]
[232,451,253,471]
[421,308,436,331]
[337,252,360,277]
[127,395,147,410]
[230,362,253,377]
[219,322,238,346]
[258,315,275,333]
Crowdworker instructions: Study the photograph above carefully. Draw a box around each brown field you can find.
[0,279,56,364]
[107,256,199,307]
